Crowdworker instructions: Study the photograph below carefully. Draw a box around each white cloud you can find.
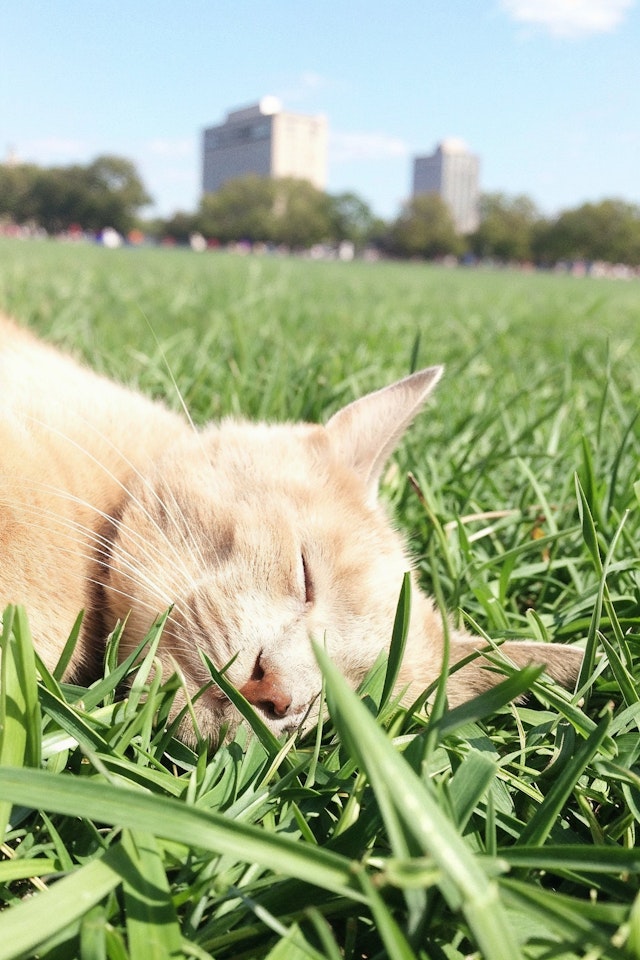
[501,0,635,37]
[330,131,410,163]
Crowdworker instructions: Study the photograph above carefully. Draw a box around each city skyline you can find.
[2,1,639,220]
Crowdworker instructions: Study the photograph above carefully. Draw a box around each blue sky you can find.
[2,1,639,219]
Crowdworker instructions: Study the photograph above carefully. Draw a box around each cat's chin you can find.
[174,695,319,748]
[265,707,317,738]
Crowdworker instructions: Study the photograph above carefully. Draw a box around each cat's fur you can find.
[0,315,582,743]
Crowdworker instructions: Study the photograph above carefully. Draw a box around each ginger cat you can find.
[0,315,581,743]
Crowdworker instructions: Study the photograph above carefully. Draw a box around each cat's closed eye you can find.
[301,552,314,605]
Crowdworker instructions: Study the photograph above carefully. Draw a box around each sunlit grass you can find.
[0,238,638,958]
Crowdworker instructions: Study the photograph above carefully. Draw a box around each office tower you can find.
[413,139,480,233]
[202,97,328,194]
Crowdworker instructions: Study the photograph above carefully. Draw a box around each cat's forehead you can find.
[204,420,332,478]
[216,418,328,449]
[151,419,370,530]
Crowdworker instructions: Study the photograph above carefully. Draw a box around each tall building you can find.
[412,139,480,234]
[202,97,328,195]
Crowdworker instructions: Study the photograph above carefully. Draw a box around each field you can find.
[0,237,639,960]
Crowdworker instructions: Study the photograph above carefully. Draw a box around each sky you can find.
[2,1,639,220]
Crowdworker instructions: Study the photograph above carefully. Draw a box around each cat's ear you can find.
[325,366,443,502]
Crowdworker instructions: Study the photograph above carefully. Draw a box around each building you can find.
[202,97,328,195]
[412,139,480,234]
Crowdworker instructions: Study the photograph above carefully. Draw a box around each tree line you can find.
[155,176,384,252]
[2,155,640,266]
[0,156,150,235]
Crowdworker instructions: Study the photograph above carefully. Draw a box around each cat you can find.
[0,315,582,744]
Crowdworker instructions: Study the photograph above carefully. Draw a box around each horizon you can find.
[2,1,639,220]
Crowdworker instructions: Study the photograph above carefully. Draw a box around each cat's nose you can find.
[239,664,292,719]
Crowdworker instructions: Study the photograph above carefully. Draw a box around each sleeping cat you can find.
[0,315,581,743]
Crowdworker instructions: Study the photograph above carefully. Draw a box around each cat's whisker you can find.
[0,474,199,599]
[89,548,187,620]
[160,482,213,573]
[0,498,188,615]
[81,575,174,624]
[129,336,228,572]
[131,317,238,571]
[0,513,173,624]
[136,309,200,437]
[153,626,225,684]
[22,412,199,584]
[0,498,191,621]
[61,403,226,573]
[10,519,177,619]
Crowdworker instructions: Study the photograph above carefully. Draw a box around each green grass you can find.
[0,237,639,959]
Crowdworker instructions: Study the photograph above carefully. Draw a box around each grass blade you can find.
[447,748,499,829]
[120,830,183,959]
[0,845,129,960]
[0,766,364,902]
[358,868,417,960]
[518,710,612,846]
[315,644,524,960]
[498,844,640,873]
[0,606,40,838]
[379,572,412,712]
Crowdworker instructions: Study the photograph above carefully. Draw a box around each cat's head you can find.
[99,365,582,745]
[101,367,444,742]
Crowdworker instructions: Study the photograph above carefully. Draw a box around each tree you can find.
[199,175,276,243]
[471,192,540,262]
[328,191,377,247]
[388,194,463,259]
[533,199,640,266]
[0,163,41,222]
[269,178,331,248]
[83,155,152,233]
[199,175,331,248]
[0,155,151,234]
[28,165,88,233]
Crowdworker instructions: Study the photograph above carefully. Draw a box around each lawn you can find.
[0,237,639,959]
